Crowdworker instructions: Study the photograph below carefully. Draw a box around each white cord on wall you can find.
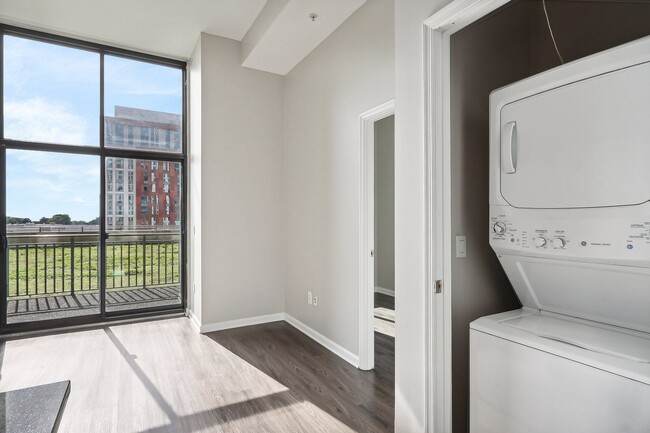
[542,0,565,64]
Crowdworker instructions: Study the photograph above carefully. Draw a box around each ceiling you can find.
[242,0,367,75]
[0,0,367,74]
[0,0,267,59]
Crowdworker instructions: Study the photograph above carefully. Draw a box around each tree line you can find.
[7,214,100,225]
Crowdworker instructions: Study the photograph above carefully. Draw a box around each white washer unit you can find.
[470,37,650,433]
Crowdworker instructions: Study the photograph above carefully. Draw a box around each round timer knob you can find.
[534,237,547,248]
[493,222,507,236]
[552,238,566,249]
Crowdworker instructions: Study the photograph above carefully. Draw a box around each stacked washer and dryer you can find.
[470,37,650,432]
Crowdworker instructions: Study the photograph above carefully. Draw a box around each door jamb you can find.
[423,0,511,431]
[358,99,394,371]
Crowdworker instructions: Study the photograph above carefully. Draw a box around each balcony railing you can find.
[7,230,181,300]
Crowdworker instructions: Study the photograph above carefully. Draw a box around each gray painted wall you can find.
[374,115,395,295]
[394,0,452,430]
[189,33,285,327]
[283,0,395,355]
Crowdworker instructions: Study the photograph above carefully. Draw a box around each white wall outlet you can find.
[308,290,313,305]
[313,295,318,307]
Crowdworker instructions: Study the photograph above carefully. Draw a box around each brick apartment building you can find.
[104,106,182,229]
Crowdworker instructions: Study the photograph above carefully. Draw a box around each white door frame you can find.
[423,0,511,431]
[358,99,394,371]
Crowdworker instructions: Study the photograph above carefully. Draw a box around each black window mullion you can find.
[2,139,103,155]
[0,24,183,69]
[99,51,107,319]
[103,148,185,163]
[0,33,7,328]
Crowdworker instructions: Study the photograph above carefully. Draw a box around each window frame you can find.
[0,24,188,333]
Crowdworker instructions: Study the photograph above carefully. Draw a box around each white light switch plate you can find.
[456,235,467,258]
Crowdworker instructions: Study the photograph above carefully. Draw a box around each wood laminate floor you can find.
[0,317,394,433]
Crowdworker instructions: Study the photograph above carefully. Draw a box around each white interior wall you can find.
[189,32,285,328]
[394,0,452,431]
[282,0,394,356]
[374,115,395,295]
[188,37,203,325]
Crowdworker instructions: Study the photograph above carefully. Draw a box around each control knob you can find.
[492,222,507,236]
[534,237,547,248]
[552,238,566,249]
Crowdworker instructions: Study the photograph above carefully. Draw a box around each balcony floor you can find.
[7,286,181,324]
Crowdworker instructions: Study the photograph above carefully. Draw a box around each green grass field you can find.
[8,242,180,299]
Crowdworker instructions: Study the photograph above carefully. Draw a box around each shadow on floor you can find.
[104,327,300,433]
[7,286,181,323]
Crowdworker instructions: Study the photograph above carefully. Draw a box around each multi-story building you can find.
[105,156,136,228]
[104,106,182,229]
[135,159,182,227]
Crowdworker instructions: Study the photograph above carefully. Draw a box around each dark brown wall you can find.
[529,0,650,74]
[450,1,650,432]
[449,2,529,432]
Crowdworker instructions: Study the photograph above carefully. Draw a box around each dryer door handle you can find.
[501,121,517,174]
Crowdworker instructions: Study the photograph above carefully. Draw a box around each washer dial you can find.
[493,222,507,236]
[534,237,547,248]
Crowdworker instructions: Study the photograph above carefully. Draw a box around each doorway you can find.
[373,114,395,336]
[372,114,395,385]
[359,100,394,371]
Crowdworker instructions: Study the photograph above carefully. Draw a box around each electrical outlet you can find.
[308,291,313,305]
[313,295,318,307]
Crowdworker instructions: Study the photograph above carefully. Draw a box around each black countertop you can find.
[0,381,70,433]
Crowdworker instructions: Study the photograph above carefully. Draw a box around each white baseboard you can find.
[374,286,395,297]
[186,309,201,333]
[199,313,285,334]
[188,311,359,369]
[284,314,359,368]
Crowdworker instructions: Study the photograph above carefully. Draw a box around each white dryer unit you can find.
[470,36,650,433]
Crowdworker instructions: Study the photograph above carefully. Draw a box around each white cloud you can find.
[6,148,100,221]
[4,98,93,146]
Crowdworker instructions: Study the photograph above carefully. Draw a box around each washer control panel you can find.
[489,204,650,266]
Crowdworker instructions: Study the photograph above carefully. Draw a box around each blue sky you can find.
[4,35,182,221]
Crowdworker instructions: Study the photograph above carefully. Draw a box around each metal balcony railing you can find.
[6,230,181,300]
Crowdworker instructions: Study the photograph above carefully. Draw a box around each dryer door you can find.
[499,60,650,209]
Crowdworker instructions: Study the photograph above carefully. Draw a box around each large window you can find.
[0,26,186,331]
